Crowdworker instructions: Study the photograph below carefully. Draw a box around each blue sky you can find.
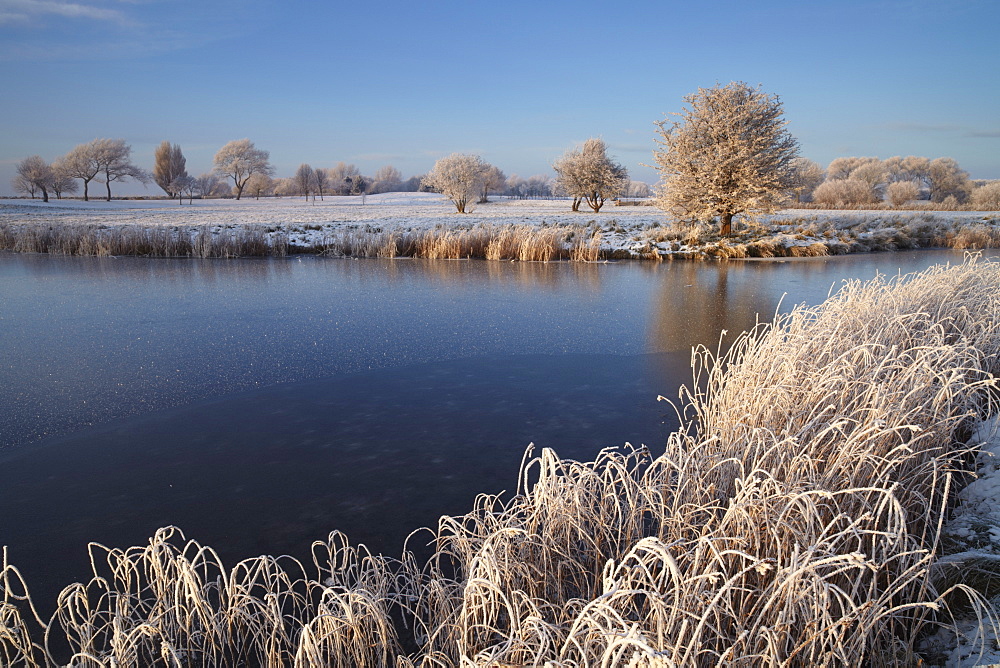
[1,0,998,196]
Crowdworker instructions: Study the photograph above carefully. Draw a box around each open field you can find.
[1,194,999,260]
[2,257,999,666]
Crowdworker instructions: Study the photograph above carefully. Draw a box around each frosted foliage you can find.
[928,157,972,203]
[886,180,921,207]
[653,82,799,234]
[213,139,273,200]
[15,155,53,202]
[971,182,1000,210]
[552,138,628,212]
[812,178,877,206]
[422,153,490,213]
[153,142,187,198]
[789,158,824,203]
[826,156,880,182]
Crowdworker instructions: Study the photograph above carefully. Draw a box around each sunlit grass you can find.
[2,257,1000,666]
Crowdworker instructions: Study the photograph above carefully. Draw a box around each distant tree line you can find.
[789,155,999,209]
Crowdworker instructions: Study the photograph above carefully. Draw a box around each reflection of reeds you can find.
[3,260,1000,665]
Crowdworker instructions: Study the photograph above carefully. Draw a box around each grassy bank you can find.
[1,196,997,260]
[2,258,1000,666]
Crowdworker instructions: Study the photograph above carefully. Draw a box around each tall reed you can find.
[2,258,999,666]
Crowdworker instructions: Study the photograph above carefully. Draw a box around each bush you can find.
[812,178,877,207]
[886,180,921,207]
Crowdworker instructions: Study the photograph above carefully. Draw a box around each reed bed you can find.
[0,223,286,258]
[3,257,1000,666]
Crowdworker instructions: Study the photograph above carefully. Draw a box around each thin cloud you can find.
[967,130,1000,138]
[0,0,130,25]
[881,122,961,133]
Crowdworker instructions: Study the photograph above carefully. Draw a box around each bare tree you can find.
[312,167,327,200]
[213,139,274,200]
[653,82,799,235]
[153,141,188,198]
[93,138,149,201]
[626,181,651,198]
[422,153,489,213]
[553,138,628,212]
[50,159,79,199]
[60,140,103,201]
[294,163,314,200]
[883,156,930,187]
[479,164,506,203]
[170,175,197,204]
[928,157,972,203]
[11,173,37,198]
[372,165,402,194]
[196,172,224,199]
[15,156,54,202]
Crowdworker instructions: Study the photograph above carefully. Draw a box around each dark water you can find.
[0,250,993,610]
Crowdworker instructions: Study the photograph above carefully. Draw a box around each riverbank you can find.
[2,194,998,260]
[2,257,999,665]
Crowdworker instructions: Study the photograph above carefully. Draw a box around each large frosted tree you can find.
[153,141,188,198]
[553,138,628,212]
[213,139,273,200]
[422,153,489,213]
[653,82,799,235]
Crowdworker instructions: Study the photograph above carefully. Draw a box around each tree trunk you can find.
[41,187,49,202]
[83,179,89,202]
[571,197,581,212]
[721,212,734,236]
[105,176,112,202]
[587,193,604,212]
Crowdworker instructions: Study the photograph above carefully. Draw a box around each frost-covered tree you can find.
[15,155,54,202]
[294,163,314,199]
[213,139,273,200]
[479,164,506,203]
[886,180,921,207]
[372,165,402,193]
[788,158,824,203]
[60,139,104,201]
[328,162,361,195]
[50,160,78,199]
[422,153,489,213]
[883,156,930,187]
[825,157,879,182]
[653,82,799,235]
[153,141,188,198]
[245,172,274,200]
[971,182,1000,210]
[812,179,876,207]
[928,157,972,203]
[92,138,148,201]
[553,138,628,212]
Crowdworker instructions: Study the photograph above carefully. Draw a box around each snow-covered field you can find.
[3,193,997,258]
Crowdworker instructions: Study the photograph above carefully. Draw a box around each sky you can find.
[1,0,998,196]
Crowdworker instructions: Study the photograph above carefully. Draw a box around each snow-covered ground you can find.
[1,193,997,257]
